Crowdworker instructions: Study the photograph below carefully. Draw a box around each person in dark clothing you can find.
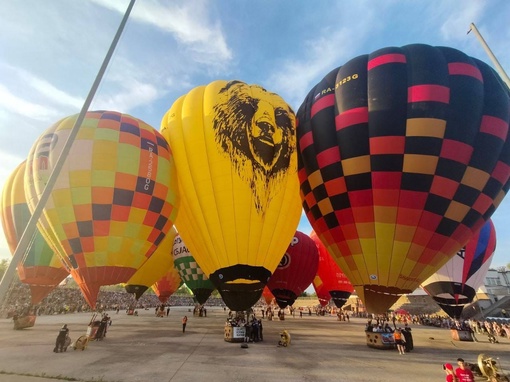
[54,324,69,353]
[402,324,413,352]
[182,316,188,333]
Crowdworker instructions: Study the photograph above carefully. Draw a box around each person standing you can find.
[393,328,406,355]
[455,358,474,382]
[442,363,457,382]
[182,315,188,333]
[54,324,69,353]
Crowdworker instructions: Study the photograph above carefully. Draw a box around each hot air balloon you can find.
[25,111,179,308]
[160,80,302,311]
[310,230,354,308]
[312,275,332,307]
[152,267,183,304]
[297,44,510,313]
[421,219,496,318]
[125,226,178,300]
[262,286,275,305]
[266,231,319,308]
[1,161,69,304]
[172,234,215,305]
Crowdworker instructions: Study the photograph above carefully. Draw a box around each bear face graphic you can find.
[212,80,296,214]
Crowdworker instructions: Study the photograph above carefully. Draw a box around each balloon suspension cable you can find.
[468,22,510,90]
[0,0,137,305]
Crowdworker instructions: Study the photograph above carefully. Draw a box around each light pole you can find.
[468,22,510,89]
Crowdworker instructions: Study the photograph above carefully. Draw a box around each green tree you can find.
[0,259,9,280]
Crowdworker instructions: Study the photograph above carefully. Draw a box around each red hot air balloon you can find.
[262,286,275,305]
[310,230,354,308]
[312,275,332,307]
[266,231,319,308]
[297,44,510,313]
[421,219,496,318]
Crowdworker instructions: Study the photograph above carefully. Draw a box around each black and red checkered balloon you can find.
[296,44,510,313]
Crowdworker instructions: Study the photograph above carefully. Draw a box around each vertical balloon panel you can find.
[25,111,179,308]
[297,44,510,313]
[1,162,69,304]
[161,80,302,311]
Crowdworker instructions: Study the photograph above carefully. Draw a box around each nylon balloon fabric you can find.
[421,219,496,318]
[125,226,178,300]
[297,44,510,313]
[266,231,319,309]
[310,230,354,308]
[1,162,69,304]
[25,111,179,308]
[172,234,215,305]
[161,80,302,311]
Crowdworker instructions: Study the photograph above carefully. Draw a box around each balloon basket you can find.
[365,331,396,350]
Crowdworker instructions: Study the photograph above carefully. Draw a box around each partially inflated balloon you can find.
[25,111,179,308]
[310,230,354,308]
[125,226,178,299]
[421,219,496,318]
[161,80,302,311]
[152,267,182,304]
[1,162,68,304]
[297,44,510,313]
[266,231,318,308]
[172,234,215,305]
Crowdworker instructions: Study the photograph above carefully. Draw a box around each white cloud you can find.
[16,70,84,110]
[93,79,160,112]
[0,84,60,121]
[91,0,232,63]
[439,2,486,41]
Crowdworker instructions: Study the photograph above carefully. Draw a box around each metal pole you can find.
[0,0,137,305]
[468,22,510,89]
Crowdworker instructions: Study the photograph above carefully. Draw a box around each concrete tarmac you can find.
[0,306,508,382]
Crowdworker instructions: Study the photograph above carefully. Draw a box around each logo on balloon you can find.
[212,80,295,214]
[278,253,291,269]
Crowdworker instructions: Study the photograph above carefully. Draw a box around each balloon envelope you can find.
[261,286,275,305]
[310,230,354,308]
[172,234,215,305]
[161,80,302,311]
[1,162,68,304]
[266,231,319,308]
[152,267,183,304]
[421,219,496,318]
[25,111,179,308]
[297,44,510,313]
[125,227,178,300]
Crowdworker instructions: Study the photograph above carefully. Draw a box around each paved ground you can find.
[0,306,508,382]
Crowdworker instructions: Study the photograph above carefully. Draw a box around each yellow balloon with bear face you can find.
[160,80,302,311]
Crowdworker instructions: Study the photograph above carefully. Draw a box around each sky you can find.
[0,0,509,273]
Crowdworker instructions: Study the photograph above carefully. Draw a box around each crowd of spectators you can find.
[0,282,226,319]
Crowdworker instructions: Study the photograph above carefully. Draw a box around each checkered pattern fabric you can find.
[172,234,215,292]
[297,45,510,312]
[25,111,179,308]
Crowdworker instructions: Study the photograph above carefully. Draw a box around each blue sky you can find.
[0,0,509,271]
